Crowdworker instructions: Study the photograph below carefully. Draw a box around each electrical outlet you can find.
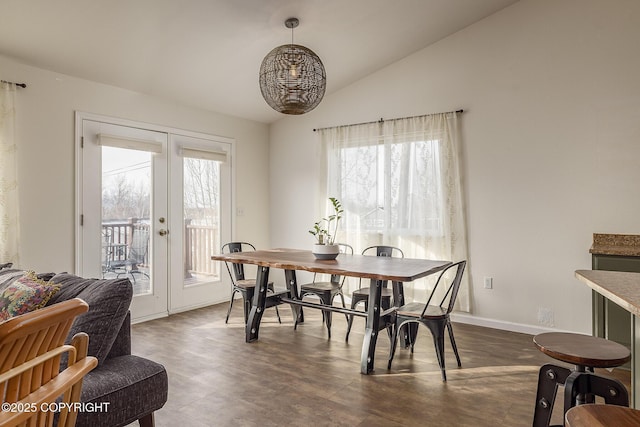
[483,277,493,289]
[537,308,555,327]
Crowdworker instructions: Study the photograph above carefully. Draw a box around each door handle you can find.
[158,229,169,236]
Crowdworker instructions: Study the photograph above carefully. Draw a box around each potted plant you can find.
[309,197,343,259]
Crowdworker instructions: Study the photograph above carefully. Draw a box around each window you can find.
[319,112,469,309]
[339,138,443,236]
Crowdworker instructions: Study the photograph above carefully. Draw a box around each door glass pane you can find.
[101,146,152,296]
[183,157,220,286]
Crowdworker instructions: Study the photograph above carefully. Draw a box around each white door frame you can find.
[75,111,235,321]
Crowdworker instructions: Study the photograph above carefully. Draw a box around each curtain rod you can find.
[313,109,464,132]
[1,80,27,88]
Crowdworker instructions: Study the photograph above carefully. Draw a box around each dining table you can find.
[211,248,451,374]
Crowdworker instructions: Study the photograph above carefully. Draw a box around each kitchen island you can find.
[576,269,640,408]
[590,233,640,349]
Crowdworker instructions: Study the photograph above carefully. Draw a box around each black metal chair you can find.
[387,260,466,381]
[110,226,150,283]
[297,243,353,338]
[345,245,404,342]
[221,242,281,324]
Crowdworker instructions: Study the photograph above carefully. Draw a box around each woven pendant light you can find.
[259,18,326,115]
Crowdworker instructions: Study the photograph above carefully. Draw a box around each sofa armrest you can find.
[106,311,131,358]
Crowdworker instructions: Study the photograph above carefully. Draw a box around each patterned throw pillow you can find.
[0,271,61,321]
[0,268,25,291]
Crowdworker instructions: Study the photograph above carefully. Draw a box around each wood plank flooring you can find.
[129,302,630,427]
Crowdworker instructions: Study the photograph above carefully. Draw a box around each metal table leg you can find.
[633,314,640,409]
[285,269,304,325]
[361,279,383,374]
[243,287,254,325]
[246,265,270,342]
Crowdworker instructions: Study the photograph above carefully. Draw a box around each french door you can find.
[77,113,232,321]
[168,133,232,311]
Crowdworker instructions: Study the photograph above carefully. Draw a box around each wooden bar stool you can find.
[566,404,640,427]
[532,332,631,427]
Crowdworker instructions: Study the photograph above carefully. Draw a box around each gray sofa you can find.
[0,267,168,427]
[45,273,168,427]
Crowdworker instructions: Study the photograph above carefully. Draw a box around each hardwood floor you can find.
[129,302,630,427]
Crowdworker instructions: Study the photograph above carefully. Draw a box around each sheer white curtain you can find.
[0,82,19,265]
[319,112,470,311]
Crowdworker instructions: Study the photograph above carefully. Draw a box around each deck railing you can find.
[102,218,218,277]
[184,219,218,275]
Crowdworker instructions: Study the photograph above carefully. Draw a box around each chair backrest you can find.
[337,243,354,256]
[221,241,257,282]
[0,298,98,427]
[101,228,112,249]
[129,226,150,263]
[360,245,404,288]
[316,243,354,284]
[362,245,404,258]
[422,260,466,317]
[101,228,112,271]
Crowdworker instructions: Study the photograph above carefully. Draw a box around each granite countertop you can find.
[576,269,640,317]
[590,233,640,257]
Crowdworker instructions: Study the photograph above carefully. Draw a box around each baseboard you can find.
[450,312,570,336]
[168,298,227,315]
[132,298,227,323]
[131,311,168,325]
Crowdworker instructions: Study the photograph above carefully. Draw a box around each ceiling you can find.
[0,0,519,124]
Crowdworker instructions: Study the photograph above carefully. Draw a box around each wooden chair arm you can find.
[0,357,97,426]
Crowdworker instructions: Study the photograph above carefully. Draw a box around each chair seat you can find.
[397,302,447,319]
[301,281,340,293]
[352,287,393,298]
[346,286,394,341]
[565,404,640,427]
[298,277,348,339]
[534,332,631,368]
[235,279,274,290]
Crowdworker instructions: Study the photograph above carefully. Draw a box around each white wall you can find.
[0,55,271,273]
[269,0,640,334]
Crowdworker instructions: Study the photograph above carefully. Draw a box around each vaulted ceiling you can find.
[0,0,520,123]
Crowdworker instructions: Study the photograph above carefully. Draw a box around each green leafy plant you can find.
[308,197,343,245]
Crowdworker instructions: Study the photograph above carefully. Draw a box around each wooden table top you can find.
[575,269,640,317]
[566,404,640,427]
[212,248,451,282]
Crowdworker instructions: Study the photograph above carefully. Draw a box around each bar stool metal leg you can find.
[532,332,631,427]
[533,363,572,427]
[563,371,629,414]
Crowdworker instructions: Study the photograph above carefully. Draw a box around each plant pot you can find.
[312,244,340,260]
